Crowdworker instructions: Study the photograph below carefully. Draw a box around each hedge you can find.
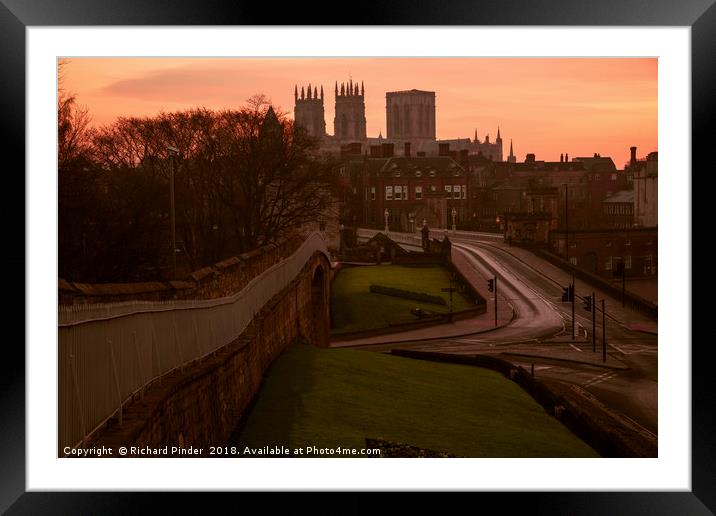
[369,284,447,306]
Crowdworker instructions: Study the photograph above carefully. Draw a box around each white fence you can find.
[58,232,329,454]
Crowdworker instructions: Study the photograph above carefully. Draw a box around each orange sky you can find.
[61,57,657,168]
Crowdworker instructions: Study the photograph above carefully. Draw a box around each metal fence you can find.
[58,232,329,455]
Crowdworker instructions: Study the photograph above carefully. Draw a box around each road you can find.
[344,231,658,437]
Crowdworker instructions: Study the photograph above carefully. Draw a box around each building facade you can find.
[386,89,436,141]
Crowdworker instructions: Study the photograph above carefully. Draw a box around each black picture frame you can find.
[2,0,708,513]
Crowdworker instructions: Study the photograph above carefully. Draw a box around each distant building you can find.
[633,150,658,228]
[293,83,326,138]
[549,228,657,278]
[386,89,436,141]
[334,80,367,142]
[602,190,634,229]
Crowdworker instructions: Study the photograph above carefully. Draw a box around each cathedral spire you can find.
[320,85,324,100]
[349,79,353,95]
[314,86,318,99]
[510,139,514,154]
[300,86,305,100]
[474,128,478,143]
[361,81,364,96]
[294,85,298,102]
[335,81,338,96]
[497,126,501,140]
[307,83,312,99]
[341,82,345,96]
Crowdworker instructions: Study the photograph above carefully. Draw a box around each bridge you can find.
[58,232,331,456]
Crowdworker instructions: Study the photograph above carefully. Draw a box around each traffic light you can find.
[561,286,570,302]
[487,278,494,292]
[583,296,592,312]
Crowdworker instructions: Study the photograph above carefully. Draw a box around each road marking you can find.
[583,371,618,387]
[569,344,583,352]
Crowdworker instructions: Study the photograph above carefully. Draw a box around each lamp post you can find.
[409,215,414,233]
[384,209,389,233]
[451,207,457,234]
[167,146,179,279]
[495,215,501,233]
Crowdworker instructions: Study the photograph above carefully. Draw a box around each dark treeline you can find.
[58,94,337,283]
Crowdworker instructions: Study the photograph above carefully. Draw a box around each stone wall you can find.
[82,252,331,455]
[59,236,304,305]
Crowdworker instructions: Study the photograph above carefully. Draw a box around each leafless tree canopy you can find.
[59,95,338,282]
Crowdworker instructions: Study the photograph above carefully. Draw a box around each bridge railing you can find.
[58,232,329,455]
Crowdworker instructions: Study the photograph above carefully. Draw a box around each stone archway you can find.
[310,264,329,347]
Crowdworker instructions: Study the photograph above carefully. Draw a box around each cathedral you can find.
[292,81,511,160]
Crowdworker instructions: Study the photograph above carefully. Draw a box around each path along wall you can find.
[59,233,330,456]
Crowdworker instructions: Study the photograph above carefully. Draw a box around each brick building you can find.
[549,228,657,278]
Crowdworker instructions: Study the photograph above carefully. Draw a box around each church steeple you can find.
[496,126,501,140]
[294,85,298,102]
[474,128,478,143]
[314,86,318,99]
[508,139,516,163]
[307,83,312,99]
[300,86,305,100]
[320,85,324,100]
[361,81,364,96]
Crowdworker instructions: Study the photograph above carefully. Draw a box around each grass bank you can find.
[233,344,599,457]
[331,264,475,334]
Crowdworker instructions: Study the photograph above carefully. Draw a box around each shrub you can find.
[369,284,446,306]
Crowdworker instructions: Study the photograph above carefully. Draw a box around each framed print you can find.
[3,0,711,513]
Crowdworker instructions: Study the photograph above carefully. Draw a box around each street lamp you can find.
[384,209,389,233]
[451,207,457,234]
[167,146,179,279]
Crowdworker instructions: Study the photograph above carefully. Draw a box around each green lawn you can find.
[331,264,476,334]
[233,344,599,457]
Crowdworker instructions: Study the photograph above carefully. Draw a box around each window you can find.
[431,185,436,192]
[611,173,617,180]
[404,185,409,201]
[415,186,422,200]
[625,255,632,269]
[415,170,422,178]
[453,185,461,199]
[569,257,577,266]
[605,256,612,270]
[385,186,393,200]
[462,185,467,199]
[395,185,402,201]
[371,187,376,201]
[445,185,452,194]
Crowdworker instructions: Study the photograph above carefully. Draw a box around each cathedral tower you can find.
[386,89,436,141]
[294,83,326,138]
[334,79,367,141]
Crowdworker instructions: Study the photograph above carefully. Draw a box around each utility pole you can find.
[592,292,596,353]
[571,272,575,340]
[564,184,569,262]
[602,299,606,363]
[494,276,498,327]
[167,147,179,280]
[487,276,498,326]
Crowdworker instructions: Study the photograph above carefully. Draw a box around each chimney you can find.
[560,153,563,163]
[630,146,637,165]
[381,143,394,158]
[439,143,450,156]
[404,142,411,157]
[526,153,535,163]
[565,153,569,162]
[370,145,382,158]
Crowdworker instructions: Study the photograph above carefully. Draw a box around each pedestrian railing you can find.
[58,232,329,455]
